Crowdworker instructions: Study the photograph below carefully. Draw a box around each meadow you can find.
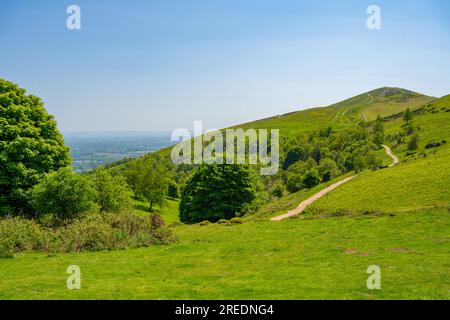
[1,202,449,299]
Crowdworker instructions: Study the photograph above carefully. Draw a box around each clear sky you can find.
[1,0,449,132]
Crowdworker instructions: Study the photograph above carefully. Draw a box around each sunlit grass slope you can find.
[308,95,450,215]
[234,87,434,137]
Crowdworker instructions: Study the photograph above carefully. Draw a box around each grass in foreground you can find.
[0,208,449,299]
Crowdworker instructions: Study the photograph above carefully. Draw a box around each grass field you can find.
[1,206,449,299]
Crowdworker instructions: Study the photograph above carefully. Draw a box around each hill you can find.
[234,87,434,137]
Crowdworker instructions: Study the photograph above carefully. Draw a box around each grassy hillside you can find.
[306,94,450,215]
[234,87,434,137]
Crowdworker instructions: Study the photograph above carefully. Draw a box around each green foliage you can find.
[318,158,341,182]
[0,212,175,257]
[0,217,45,258]
[168,180,180,199]
[92,168,131,213]
[302,169,321,189]
[271,182,285,198]
[282,146,306,169]
[372,115,385,146]
[0,79,71,215]
[31,168,98,220]
[408,133,420,151]
[125,159,169,211]
[286,173,304,193]
[179,164,262,223]
[403,108,413,123]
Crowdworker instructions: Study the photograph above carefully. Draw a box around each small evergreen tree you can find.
[403,108,413,123]
[408,133,420,151]
[179,164,262,223]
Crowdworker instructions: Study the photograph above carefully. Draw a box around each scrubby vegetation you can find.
[0,212,175,258]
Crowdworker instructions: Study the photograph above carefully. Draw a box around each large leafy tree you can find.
[179,164,262,224]
[0,79,71,215]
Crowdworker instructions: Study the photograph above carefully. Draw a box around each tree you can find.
[302,169,321,189]
[91,168,131,212]
[318,158,341,182]
[31,168,98,220]
[403,108,413,124]
[0,79,71,215]
[286,173,304,193]
[125,159,168,211]
[283,146,306,169]
[179,164,262,223]
[168,180,180,199]
[373,115,385,146]
[408,133,420,151]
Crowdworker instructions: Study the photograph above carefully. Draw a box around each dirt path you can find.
[270,176,355,221]
[271,145,399,222]
[382,144,399,167]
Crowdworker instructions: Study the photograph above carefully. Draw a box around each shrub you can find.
[0,217,47,258]
[230,217,243,224]
[302,169,321,189]
[271,183,285,198]
[0,212,175,258]
[57,214,113,252]
[31,168,98,220]
[286,173,304,193]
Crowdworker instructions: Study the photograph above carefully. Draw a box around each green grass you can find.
[308,153,450,214]
[307,96,450,214]
[234,87,433,138]
[1,208,449,299]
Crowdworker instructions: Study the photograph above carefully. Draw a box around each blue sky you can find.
[0,0,449,132]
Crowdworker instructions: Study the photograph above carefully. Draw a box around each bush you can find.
[286,173,304,193]
[302,169,321,189]
[271,182,285,198]
[92,168,132,213]
[31,168,98,220]
[0,217,46,258]
[179,164,262,224]
[0,212,175,258]
[230,217,243,224]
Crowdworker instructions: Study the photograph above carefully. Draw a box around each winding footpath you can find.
[271,144,399,221]
[382,144,399,167]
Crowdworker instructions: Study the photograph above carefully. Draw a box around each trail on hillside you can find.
[270,176,355,221]
[271,145,400,221]
[382,144,399,167]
